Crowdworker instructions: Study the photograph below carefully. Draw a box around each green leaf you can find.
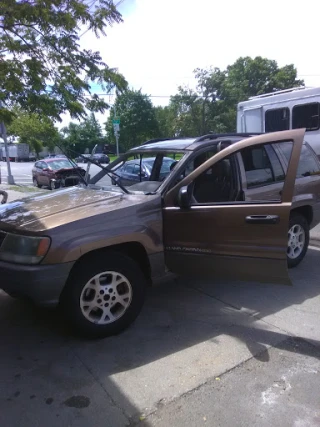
[0,0,127,122]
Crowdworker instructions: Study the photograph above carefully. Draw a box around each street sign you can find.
[113,123,120,132]
[112,118,120,125]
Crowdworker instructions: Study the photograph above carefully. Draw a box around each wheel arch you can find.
[291,205,313,225]
[66,241,152,287]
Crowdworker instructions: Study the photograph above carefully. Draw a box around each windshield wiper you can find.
[61,146,130,194]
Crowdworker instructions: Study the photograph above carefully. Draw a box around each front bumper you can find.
[0,260,75,306]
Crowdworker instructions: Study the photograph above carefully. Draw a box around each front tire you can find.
[287,213,309,268]
[60,253,147,338]
[49,180,57,190]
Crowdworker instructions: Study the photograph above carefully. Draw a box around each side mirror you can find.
[177,185,192,209]
[43,168,49,172]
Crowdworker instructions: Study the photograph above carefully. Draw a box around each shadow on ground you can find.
[0,248,320,426]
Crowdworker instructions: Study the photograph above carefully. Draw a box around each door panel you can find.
[243,107,263,132]
[37,163,45,185]
[163,129,305,285]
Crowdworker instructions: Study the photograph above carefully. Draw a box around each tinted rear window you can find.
[292,103,320,131]
[265,108,290,132]
[277,143,320,177]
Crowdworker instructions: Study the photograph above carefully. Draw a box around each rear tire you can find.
[287,213,309,268]
[33,177,41,188]
[60,252,147,338]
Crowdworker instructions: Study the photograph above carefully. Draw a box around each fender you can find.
[45,223,163,264]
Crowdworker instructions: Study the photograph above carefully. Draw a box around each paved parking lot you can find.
[1,246,320,426]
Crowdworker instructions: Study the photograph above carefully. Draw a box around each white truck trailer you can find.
[237,86,320,156]
[0,143,30,162]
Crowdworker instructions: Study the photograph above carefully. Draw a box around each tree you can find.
[0,0,127,124]
[169,87,203,137]
[223,57,304,105]
[7,109,60,155]
[61,112,106,154]
[105,89,159,152]
[154,105,176,138]
[166,56,304,136]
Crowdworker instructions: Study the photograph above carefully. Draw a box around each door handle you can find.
[245,215,280,224]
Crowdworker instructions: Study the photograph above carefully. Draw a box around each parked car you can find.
[74,154,89,163]
[81,153,110,164]
[32,157,86,190]
[1,129,319,339]
[44,154,67,159]
[28,152,37,162]
[93,153,110,164]
[111,156,177,186]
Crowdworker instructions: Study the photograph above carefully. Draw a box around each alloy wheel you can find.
[287,224,306,259]
[80,271,133,325]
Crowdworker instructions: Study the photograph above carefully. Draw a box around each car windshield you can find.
[89,151,186,194]
[48,159,76,170]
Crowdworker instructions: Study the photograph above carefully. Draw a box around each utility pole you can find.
[112,105,120,157]
[0,122,14,185]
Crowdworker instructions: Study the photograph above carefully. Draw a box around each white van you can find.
[237,87,320,156]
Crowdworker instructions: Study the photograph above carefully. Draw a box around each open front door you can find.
[163,129,305,285]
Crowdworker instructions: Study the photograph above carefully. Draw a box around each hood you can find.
[0,186,149,232]
[55,167,84,174]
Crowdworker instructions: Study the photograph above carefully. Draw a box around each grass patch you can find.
[6,185,42,193]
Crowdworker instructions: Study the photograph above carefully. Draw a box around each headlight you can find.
[0,233,51,264]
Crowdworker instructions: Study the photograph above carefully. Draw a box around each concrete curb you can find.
[309,238,320,248]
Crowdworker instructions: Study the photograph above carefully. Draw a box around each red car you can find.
[32,158,86,190]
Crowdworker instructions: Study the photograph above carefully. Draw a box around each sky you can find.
[59,0,320,129]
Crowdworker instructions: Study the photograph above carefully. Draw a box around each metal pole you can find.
[114,106,119,157]
[115,133,119,157]
[1,122,14,185]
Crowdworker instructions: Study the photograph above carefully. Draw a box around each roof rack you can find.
[248,86,308,100]
[194,132,262,143]
[141,138,176,145]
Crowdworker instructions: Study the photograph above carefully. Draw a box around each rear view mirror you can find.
[43,168,49,172]
[177,185,192,209]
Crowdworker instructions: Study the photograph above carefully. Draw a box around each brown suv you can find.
[0,129,319,338]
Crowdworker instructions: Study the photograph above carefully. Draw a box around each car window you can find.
[241,145,274,188]
[35,162,42,169]
[241,144,285,188]
[276,142,320,178]
[292,103,320,131]
[189,151,217,175]
[125,163,135,174]
[192,157,234,204]
[91,151,186,192]
[265,145,285,181]
[133,164,141,175]
[265,108,290,132]
[48,159,75,170]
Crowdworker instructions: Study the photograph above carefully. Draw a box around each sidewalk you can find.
[310,223,320,245]
[0,184,43,203]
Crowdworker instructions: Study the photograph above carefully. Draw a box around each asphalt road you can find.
[0,161,109,186]
[1,246,320,426]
